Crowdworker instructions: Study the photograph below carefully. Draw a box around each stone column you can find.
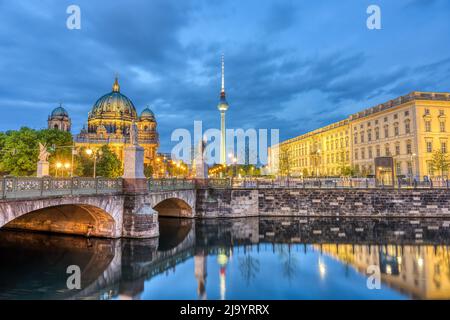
[37,161,49,177]
[122,142,159,238]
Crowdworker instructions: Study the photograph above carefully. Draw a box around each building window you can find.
[441,141,447,153]
[396,162,402,175]
[440,109,445,116]
[384,117,388,122]
[385,144,390,156]
[368,147,373,159]
[405,120,411,134]
[360,131,365,143]
[406,140,412,154]
[354,134,358,144]
[367,129,372,142]
[404,111,409,116]
[394,123,399,136]
[346,151,349,161]
[384,125,389,138]
[440,121,446,132]
[394,114,398,120]
[375,127,380,140]
[345,137,349,147]
[361,148,365,160]
[376,146,381,157]
[395,144,400,156]
[427,161,434,176]
[355,149,359,160]
[424,108,430,115]
[426,141,433,153]
[407,162,413,175]
[425,120,431,132]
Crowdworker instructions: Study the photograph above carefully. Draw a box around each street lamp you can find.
[64,163,71,177]
[86,148,102,178]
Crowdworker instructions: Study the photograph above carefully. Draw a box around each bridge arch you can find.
[0,195,124,238]
[153,198,193,218]
[145,190,196,218]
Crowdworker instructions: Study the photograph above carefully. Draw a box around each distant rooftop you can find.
[349,91,450,121]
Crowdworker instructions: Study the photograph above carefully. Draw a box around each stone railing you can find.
[198,177,450,189]
[0,177,123,200]
[148,178,196,191]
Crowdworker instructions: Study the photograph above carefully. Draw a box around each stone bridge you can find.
[0,177,196,238]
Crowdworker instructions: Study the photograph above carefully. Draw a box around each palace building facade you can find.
[49,77,159,166]
[269,91,450,179]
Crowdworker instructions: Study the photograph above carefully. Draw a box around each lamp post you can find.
[86,148,102,178]
[64,162,71,177]
[56,162,62,177]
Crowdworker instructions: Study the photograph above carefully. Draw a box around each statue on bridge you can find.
[38,143,50,162]
[37,143,50,177]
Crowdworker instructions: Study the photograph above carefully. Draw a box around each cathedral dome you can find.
[140,107,155,120]
[89,77,138,120]
[51,105,69,117]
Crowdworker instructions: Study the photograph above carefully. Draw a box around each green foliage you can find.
[144,164,154,178]
[1,127,40,176]
[95,145,123,178]
[0,128,73,176]
[430,150,450,178]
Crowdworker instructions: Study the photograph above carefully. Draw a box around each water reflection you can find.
[1,217,450,299]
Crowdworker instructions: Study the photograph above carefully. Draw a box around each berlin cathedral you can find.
[47,77,159,166]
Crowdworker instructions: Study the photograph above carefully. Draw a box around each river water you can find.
[1,217,450,300]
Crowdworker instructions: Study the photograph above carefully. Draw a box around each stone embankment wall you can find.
[196,188,450,218]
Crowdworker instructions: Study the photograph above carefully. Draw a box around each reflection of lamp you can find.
[386,264,392,275]
[318,258,326,279]
[217,251,229,300]
[417,257,424,269]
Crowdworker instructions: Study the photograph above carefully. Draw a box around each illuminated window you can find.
[406,140,412,154]
[426,141,433,153]
[405,120,411,134]
[441,141,447,153]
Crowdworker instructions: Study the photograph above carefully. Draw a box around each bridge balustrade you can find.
[0,177,123,200]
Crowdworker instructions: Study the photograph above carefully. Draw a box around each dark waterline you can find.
[1,217,450,300]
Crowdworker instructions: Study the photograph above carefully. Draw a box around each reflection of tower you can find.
[217,54,229,165]
[217,249,229,300]
[194,251,208,300]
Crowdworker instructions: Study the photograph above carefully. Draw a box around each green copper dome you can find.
[51,105,69,117]
[140,107,155,120]
[89,77,138,120]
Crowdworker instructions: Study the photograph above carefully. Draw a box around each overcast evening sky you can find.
[0,0,449,152]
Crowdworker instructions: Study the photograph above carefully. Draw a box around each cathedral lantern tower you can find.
[48,103,71,132]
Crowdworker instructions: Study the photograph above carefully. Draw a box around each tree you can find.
[95,145,122,178]
[38,129,73,176]
[0,128,74,177]
[1,127,40,176]
[430,150,450,178]
[278,145,291,177]
[144,164,154,178]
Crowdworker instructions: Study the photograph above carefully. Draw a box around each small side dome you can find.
[51,105,69,117]
[140,107,155,120]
